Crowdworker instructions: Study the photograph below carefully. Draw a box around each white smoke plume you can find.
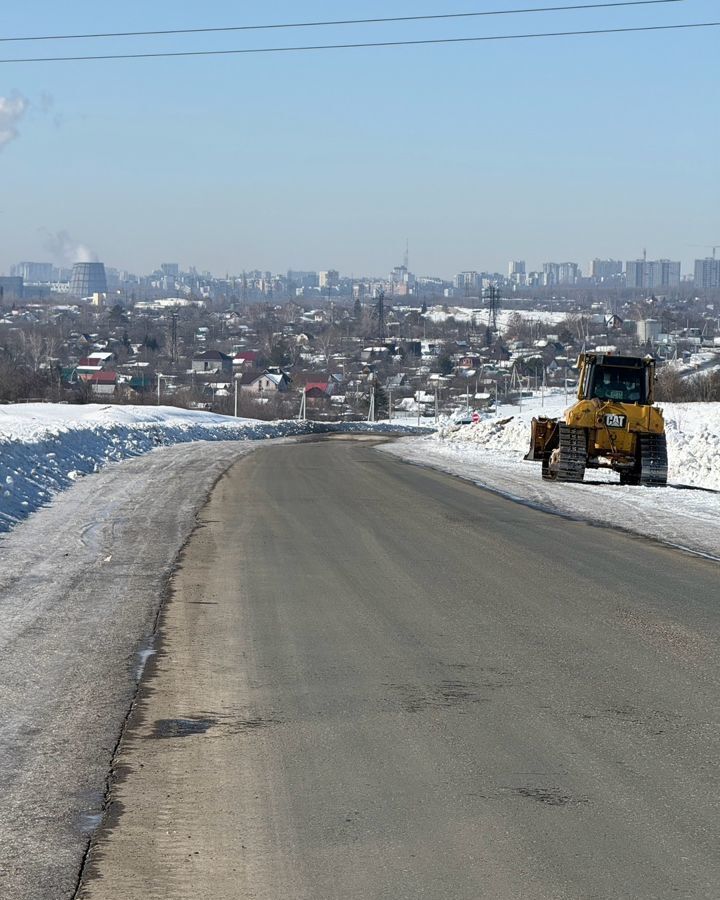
[41,229,99,265]
[0,94,29,149]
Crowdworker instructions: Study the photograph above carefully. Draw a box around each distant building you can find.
[589,259,623,282]
[625,259,680,290]
[192,350,233,374]
[287,270,318,289]
[390,265,415,294]
[233,350,260,370]
[0,276,24,300]
[12,262,53,282]
[637,319,662,343]
[69,262,108,298]
[319,270,339,290]
[694,257,720,290]
[454,271,481,291]
[237,371,291,394]
[507,261,526,287]
[79,371,117,397]
[542,262,579,286]
[161,263,179,277]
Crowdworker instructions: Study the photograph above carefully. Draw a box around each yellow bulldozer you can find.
[525,353,668,486]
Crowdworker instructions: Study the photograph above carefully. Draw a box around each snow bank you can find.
[0,404,430,532]
[382,392,720,559]
[433,395,720,491]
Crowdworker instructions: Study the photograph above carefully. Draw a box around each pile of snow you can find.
[431,393,720,491]
[0,404,430,532]
[663,404,720,491]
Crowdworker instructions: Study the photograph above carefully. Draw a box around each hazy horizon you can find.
[1,0,718,278]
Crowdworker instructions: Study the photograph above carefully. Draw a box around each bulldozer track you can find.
[638,433,668,487]
[555,424,586,483]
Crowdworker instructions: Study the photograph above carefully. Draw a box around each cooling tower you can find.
[69,262,107,298]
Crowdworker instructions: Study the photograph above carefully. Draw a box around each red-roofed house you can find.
[79,370,117,397]
[305,382,331,398]
[233,350,260,369]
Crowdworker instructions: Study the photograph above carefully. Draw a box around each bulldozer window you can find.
[590,368,647,404]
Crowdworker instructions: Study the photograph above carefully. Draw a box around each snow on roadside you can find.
[435,395,720,491]
[0,403,429,533]
[381,393,720,560]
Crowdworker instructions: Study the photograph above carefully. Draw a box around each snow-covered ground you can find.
[0,440,258,898]
[0,403,429,533]
[382,391,720,560]
[424,305,567,329]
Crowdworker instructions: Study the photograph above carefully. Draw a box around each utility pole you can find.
[387,387,392,422]
[367,386,375,423]
[298,389,307,422]
[169,312,178,364]
[435,384,439,423]
[234,374,240,418]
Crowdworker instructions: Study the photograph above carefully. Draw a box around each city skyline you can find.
[7,252,720,305]
[4,249,709,284]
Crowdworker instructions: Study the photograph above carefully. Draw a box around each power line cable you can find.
[0,0,691,43]
[0,22,716,64]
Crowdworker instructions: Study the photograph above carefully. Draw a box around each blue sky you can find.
[1,0,718,278]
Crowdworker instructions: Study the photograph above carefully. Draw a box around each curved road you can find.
[76,436,720,899]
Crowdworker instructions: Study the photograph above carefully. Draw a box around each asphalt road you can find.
[79,437,720,900]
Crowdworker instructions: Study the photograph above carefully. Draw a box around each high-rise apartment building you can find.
[625,259,681,290]
[589,259,623,282]
[694,258,720,289]
[507,261,526,286]
[542,262,579,285]
[319,270,339,290]
[454,271,481,290]
[12,262,53,282]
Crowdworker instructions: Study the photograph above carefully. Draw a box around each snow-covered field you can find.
[382,392,720,560]
[0,403,428,533]
[424,305,567,329]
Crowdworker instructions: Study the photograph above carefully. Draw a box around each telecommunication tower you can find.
[375,289,386,341]
[485,285,501,332]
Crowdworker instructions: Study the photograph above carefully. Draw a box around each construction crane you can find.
[689,244,720,259]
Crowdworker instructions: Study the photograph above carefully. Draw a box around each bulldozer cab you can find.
[578,354,654,405]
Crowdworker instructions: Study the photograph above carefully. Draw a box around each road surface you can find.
[77,437,720,900]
